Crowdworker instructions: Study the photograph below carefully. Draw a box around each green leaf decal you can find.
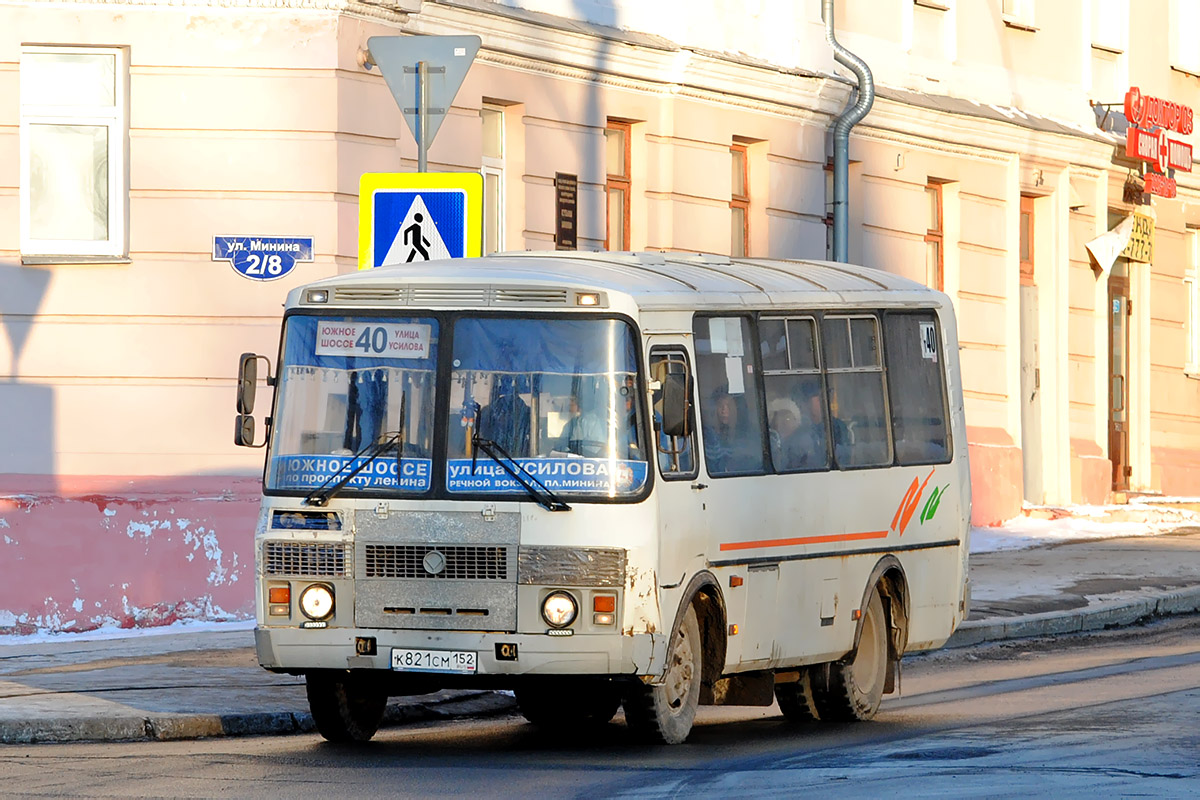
[920,484,949,523]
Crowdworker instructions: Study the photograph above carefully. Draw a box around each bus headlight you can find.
[299,584,335,620]
[541,591,578,628]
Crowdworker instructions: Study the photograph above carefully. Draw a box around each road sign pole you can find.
[417,60,429,173]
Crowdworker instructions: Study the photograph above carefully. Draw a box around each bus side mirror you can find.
[234,414,256,447]
[237,352,272,414]
[661,373,691,438]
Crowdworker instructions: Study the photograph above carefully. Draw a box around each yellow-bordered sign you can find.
[358,172,482,270]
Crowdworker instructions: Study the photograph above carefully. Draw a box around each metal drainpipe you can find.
[823,0,875,263]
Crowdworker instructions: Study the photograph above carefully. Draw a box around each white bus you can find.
[234,251,970,744]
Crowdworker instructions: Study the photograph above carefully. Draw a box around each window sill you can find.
[21,255,132,266]
[1171,65,1200,79]
[1187,369,1200,380]
[1002,16,1038,32]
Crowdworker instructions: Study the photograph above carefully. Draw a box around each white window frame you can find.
[19,45,129,260]
[1170,0,1200,76]
[1186,228,1200,377]
[480,104,505,256]
[1002,0,1037,31]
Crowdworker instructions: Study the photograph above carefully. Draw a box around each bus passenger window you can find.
[760,316,830,472]
[823,315,891,468]
[692,316,765,476]
[884,312,951,464]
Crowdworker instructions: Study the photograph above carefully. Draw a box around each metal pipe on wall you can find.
[823,0,875,263]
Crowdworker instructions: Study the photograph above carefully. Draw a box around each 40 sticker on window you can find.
[315,321,432,359]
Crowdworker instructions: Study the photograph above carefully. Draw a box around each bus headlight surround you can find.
[298,584,335,620]
[541,590,578,628]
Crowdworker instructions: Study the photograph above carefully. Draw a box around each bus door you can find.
[647,344,708,600]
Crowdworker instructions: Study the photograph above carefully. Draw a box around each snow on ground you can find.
[0,617,254,646]
[971,500,1200,554]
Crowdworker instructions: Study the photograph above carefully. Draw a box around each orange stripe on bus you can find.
[719,530,890,552]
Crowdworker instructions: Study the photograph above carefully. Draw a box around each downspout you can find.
[823,0,874,263]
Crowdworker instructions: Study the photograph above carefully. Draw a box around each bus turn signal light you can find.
[593,594,616,613]
[268,587,290,604]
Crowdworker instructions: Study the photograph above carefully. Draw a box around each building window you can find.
[1019,195,1035,285]
[1090,0,1126,52]
[1002,0,1036,30]
[1170,0,1200,76]
[605,120,631,251]
[1186,228,1200,375]
[20,45,129,259]
[730,144,749,257]
[925,180,944,291]
[481,104,504,255]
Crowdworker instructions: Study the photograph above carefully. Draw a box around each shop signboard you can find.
[1123,86,1194,198]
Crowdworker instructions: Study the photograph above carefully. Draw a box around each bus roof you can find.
[292,252,948,312]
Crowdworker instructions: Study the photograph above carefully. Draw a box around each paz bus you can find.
[234,251,970,744]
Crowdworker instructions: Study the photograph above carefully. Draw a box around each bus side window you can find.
[760,316,831,472]
[884,312,951,464]
[691,316,766,476]
[823,314,892,468]
[648,348,697,478]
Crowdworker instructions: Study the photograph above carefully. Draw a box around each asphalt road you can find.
[2,616,1197,798]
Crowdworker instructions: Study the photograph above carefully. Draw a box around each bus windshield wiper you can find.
[470,403,570,512]
[305,393,407,507]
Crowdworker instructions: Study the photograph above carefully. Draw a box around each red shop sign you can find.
[1125,86,1194,135]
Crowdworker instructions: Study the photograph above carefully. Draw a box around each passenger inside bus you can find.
[479,375,531,456]
[703,389,760,474]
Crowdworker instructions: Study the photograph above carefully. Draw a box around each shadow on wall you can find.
[0,262,55,474]
[0,262,260,636]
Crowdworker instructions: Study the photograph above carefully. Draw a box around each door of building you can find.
[1018,195,1042,503]
[1108,260,1131,491]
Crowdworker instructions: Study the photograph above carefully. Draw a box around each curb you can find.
[0,690,517,746]
[945,585,1200,648]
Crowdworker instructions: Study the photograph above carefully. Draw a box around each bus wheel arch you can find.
[624,571,725,744]
[808,558,909,721]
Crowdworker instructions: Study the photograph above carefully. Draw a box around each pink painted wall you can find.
[0,475,259,635]
[967,426,1023,527]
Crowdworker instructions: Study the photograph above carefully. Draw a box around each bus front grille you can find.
[263,541,350,577]
[363,544,510,580]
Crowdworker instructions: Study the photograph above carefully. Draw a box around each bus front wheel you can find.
[305,672,388,743]
[810,586,889,721]
[623,603,702,744]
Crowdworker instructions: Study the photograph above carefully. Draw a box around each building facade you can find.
[2,0,1198,632]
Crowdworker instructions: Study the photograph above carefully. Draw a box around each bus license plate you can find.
[391,648,477,674]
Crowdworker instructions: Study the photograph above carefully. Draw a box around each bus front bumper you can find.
[256,626,669,680]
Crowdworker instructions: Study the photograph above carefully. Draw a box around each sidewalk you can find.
[2,509,1198,745]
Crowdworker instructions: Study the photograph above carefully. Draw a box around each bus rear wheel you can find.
[810,587,889,721]
[306,672,388,743]
[623,603,702,744]
[774,669,820,723]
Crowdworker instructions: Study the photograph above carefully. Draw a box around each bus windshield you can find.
[265,313,648,500]
[447,316,648,499]
[267,314,439,495]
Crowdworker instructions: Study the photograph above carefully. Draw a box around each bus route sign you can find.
[214,235,314,281]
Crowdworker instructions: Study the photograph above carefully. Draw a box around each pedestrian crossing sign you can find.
[358,172,483,269]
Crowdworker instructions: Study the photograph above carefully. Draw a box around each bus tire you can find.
[774,669,820,723]
[623,603,702,744]
[305,672,387,743]
[514,682,621,728]
[810,586,889,722]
